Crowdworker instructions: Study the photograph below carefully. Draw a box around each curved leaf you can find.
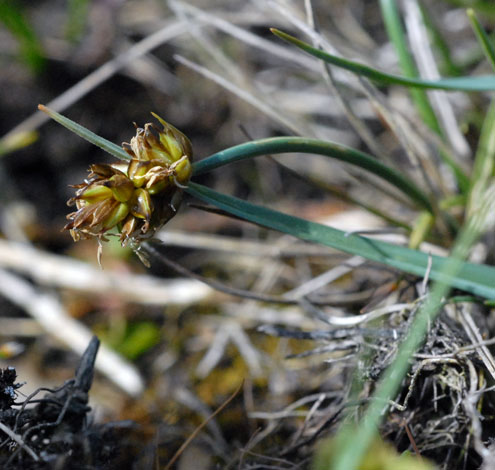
[271,28,495,91]
[185,182,495,300]
[192,137,433,213]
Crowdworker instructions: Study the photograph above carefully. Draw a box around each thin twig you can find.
[0,268,144,396]
[0,239,211,306]
[143,241,356,306]
[164,381,244,470]
[157,230,340,258]
[174,54,307,136]
[2,22,187,142]
[0,422,39,462]
[402,418,422,459]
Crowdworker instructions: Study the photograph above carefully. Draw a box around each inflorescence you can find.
[64,113,192,262]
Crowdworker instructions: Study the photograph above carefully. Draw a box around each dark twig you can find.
[403,418,422,460]
[143,241,350,306]
[164,381,244,470]
[0,422,39,462]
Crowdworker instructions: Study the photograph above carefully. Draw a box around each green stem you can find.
[192,137,433,213]
[331,219,481,470]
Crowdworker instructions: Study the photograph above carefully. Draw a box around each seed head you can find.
[123,113,193,191]
[64,114,193,262]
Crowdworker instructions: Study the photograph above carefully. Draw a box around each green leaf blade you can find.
[38,105,131,161]
[271,28,495,91]
[185,182,495,300]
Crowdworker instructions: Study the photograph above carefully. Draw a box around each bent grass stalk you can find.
[379,0,469,194]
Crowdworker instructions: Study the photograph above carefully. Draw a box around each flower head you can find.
[64,114,192,261]
[122,112,192,192]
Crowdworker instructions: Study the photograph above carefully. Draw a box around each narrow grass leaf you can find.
[192,137,433,213]
[419,3,462,76]
[468,100,495,216]
[467,8,495,71]
[271,28,495,91]
[38,105,131,161]
[379,0,469,194]
[380,0,441,132]
[185,182,495,300]
[333,281,454,470]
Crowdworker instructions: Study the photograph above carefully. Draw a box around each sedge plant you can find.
[39,4,495,469]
